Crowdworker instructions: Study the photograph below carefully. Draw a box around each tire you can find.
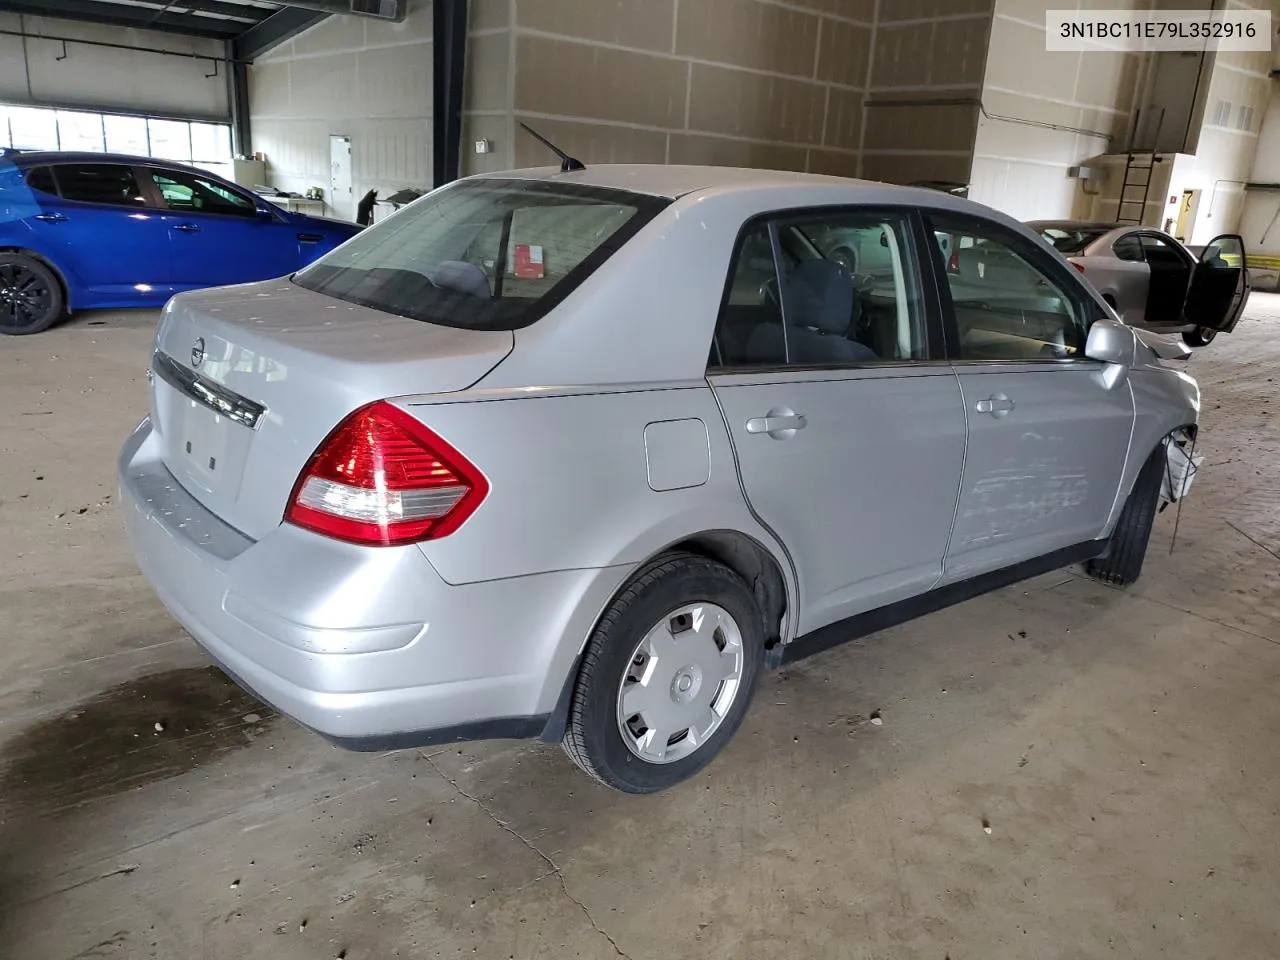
[0,252,64,335]
[562,553,765,794]
[1182,325,1218,347]
[1087,444,1165,586]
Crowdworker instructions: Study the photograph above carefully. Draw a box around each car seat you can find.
[745,260,877,364]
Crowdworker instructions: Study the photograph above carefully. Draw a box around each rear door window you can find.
[294,179,668,330]
[1112,234,1144,262]
[52,164,148,207]
[710,209,931,368]
[25,166,57,196]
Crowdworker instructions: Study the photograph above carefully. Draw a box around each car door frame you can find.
[1133,230,1194,327]
[920,207,1135,580]
[708,204,969,637]
[1184,232,1251,333]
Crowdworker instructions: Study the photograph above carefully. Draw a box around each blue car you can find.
[0,151,362,334]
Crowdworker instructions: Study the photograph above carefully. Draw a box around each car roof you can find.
[5,150,169,167]
[1028,219,1125,231]
[468,163,959,203]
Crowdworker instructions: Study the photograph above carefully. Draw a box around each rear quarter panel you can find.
[401,384,791,590]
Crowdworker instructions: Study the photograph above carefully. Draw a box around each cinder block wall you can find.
[486,0,993,181]
[247,4,436,220]
[247,0,998,218]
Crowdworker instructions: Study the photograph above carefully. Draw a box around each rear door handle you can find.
[746,410,807,438]
[172,223,201,233]
[975,393,1015,418]
[297,233,323,244]
[32,213,67,223]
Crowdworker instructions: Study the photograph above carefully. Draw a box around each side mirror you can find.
[1084,317,1133,366]
[256,204,277,220]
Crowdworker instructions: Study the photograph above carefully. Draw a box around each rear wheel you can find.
[562,553,764,794]
[1182,325,1218,347]
[0,253,63,335]
[1087,444,1165,586]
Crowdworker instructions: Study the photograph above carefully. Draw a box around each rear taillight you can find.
[1070,260,1086,273]
[284,401,487,546]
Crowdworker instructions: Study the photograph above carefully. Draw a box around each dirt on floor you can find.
[1,303,1279,960]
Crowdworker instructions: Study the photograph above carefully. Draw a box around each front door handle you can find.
[297,232,323,244]
[975,393,1015,418]
[32,212,67,223]
[172,223,201,233]
[746,409,807,439]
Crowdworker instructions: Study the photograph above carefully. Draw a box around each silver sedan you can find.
[1028,221,1251,346]
[120,166,1201,794]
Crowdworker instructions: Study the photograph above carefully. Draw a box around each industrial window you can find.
[1211,99,1233,127]
[0,103,232,179]
[1237,104,1255,132]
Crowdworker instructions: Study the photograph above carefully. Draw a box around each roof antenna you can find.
[519,122,585,172]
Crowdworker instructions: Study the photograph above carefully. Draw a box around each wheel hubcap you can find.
[0,263,53,330]
[615,602,745,765]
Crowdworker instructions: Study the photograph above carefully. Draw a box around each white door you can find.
[329,135,353,222]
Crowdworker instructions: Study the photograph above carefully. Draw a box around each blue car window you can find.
[25,166,57,197]
[52,164,146,207]
[148,168,256,218]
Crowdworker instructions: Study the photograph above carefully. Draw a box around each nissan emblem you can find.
[191,337,206,368]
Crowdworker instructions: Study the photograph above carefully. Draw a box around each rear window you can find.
[1037,226,1111,255]
[293,178,668,331]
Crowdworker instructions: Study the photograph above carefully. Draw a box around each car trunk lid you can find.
[149,279,513,541]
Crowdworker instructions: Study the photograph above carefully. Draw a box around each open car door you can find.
[1185,234,1251,334]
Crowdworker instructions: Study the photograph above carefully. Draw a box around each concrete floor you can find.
[2,302,1280,960]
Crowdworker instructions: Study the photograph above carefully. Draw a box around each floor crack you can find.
[423,754,632,960]
[1226,520,1280,564]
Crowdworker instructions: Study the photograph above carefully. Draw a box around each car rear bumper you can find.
[118,416,631,747]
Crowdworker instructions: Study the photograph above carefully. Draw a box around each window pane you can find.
[798,214,925,362]
[190,123,232,164]
[929,215,1088,361]
[104,114,149,155]
[712,226,784,367]
[8,106,58,150]
[55,111,104,152]
[148,168,255,217]
[26,166,57,196]
[55,164,147,207]
[1112,234,1143,262]
[295,180,663,331]
[712,212,925,369]
[147,119,191,162]
[1037,225,1109,254]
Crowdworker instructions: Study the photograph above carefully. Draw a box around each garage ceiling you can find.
[0,0,317,42]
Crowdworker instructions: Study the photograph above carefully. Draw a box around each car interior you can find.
[712,219,921,368]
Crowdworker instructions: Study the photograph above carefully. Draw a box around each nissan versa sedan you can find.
[120,166,1203,794]
[1029,220,1250,346]
[0,151,361,334]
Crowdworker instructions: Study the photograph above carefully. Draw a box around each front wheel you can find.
[562,553,764,794]
[1182,325,1218,347]
[0,252,64,335]
[1087,443,1165,586]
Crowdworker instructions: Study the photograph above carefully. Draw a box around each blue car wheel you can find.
[0,252,63,335]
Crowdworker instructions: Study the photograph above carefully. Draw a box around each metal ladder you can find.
[1116,108,1164,225]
